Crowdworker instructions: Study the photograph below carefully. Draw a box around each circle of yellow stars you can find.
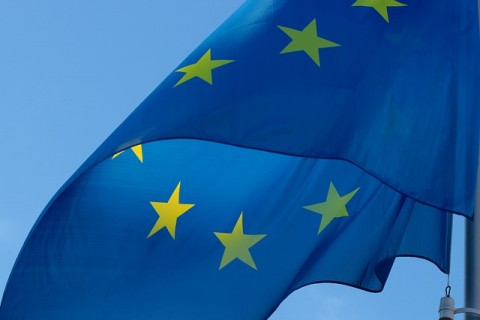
[110,0,411,271]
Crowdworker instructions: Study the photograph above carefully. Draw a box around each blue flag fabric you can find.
[1,0,478,318]
[91,0,478,217]
[1,141,451,319]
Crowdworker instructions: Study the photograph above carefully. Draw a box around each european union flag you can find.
[1,0,478,319]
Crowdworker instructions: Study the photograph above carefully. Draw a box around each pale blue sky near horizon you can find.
[0,1,470,319]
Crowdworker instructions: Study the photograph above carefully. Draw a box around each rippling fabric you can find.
[2,0,478,318]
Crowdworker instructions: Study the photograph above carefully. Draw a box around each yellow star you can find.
[174,49,234,87]
[214,213,266,270]
[352,0,407,23]
[112,144,143,163]
[278,19,340,67]
[304,182,360,234]
[148,182,195,239]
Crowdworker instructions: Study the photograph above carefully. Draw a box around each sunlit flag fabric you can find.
[1,0,479,319]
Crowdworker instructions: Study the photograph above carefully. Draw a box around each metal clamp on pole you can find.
[455,308,480,316]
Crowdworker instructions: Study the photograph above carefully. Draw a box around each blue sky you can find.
[0,1,470,318]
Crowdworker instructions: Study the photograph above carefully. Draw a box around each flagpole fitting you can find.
[439,295,455,320]
[438,292,480,320]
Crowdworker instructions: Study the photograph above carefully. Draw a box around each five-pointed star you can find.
[214,213,266,270]
[278,18,340,67]
[148,182,195,239]
[304,182,360,234]
[352,0,407,23]
[112,144,143,163]
[174,49,234,87]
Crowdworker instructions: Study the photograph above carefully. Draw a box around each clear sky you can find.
[0,1,470,319]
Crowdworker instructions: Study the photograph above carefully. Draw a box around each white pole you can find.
[465,149,480,320]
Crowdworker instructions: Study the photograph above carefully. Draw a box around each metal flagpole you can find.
[438,5,480,320]
[465,151,480,320]
[464,1,480,319]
